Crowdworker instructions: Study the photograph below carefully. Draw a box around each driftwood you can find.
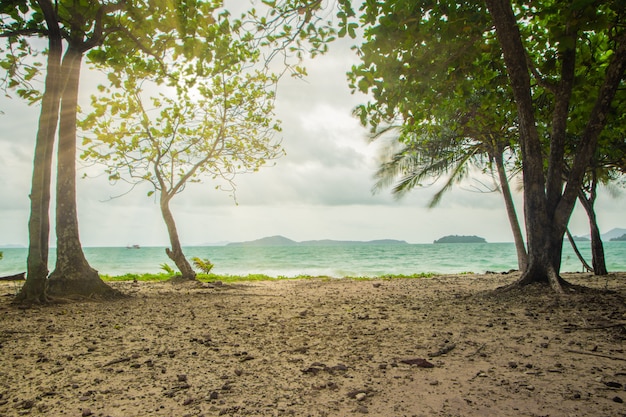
[566,349,626,362]
[0,272,25,281]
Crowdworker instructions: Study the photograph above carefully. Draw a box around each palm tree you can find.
[373,117,528,271]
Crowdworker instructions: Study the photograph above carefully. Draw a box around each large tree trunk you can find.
[160,193,196,281]
[578,187,608,275]
[485,0,565,292]
[493,150,527,271]
[47,46,118,299]
[16,0,62,304]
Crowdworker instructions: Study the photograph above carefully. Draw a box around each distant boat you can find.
[126,244,141,249]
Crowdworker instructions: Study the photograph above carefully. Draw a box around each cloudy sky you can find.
[0,20,624,248]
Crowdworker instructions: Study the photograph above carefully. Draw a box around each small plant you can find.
[160,263,175,274]
[191,257,214,274]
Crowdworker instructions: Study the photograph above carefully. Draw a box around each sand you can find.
[1,272,626,417]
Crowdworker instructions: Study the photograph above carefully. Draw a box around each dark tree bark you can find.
[565,228,593,272]
[16,0,62,304]
[493,149,527,271]
[484,0,626,292]
[47,46,118,299]
[484,0,563,291]
[160,193,197,281]
[578,184,608,275]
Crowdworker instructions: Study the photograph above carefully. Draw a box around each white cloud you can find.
[0,17,624,249]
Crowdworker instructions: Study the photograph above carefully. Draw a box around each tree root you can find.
[495,267,572,295]
[167,275,200,284]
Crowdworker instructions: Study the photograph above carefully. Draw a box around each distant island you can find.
[227,235,408,247]
[604,228,626,240]
[573,228,626,242]
[433,235,487,244]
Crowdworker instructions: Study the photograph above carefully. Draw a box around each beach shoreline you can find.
[1,272,625,416]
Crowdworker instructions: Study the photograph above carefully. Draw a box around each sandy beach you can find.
[1,272,626,417]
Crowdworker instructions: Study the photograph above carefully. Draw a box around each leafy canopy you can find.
[80,4,283,200]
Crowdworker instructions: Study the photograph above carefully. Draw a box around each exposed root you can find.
[167,275,200,285]
[495,267,572,295]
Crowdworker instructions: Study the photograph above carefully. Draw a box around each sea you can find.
[1,241,625,277]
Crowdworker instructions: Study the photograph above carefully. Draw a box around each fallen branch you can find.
[566,349,626,362]
[466,343,486,358]
[102,357,131,367]
[429,343,456,357]
[565,322,626,331]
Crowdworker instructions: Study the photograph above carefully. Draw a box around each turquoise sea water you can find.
[1,241,625,277]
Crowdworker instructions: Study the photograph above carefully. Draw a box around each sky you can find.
[0,20,624,248]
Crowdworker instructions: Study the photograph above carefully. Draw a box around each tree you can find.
[4,0,251,299]
[348,1,528,270]
[39,1,128,299]
[81,12,282,281]
[345,0,626,291]
[574,126,626,275]
[370,112,528,271]
[484,0,626,291]
[2,0,67,302]
[3,0,135,300]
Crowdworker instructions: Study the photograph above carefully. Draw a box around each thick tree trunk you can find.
[577,189,608,275]
[484,0,576,292]
[160,193,196,281]
[485,0,564,291]
[47,46,118,299]
[493,151,527,271]
[513,227,567,292]
[16,0,62,304]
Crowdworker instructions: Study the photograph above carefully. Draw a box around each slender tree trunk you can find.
[565,228,593,272]
[577,188,608,275]
[16,0,62,304]
[493,150,527,271]
[160,193,196,281]
[47,46,118,298]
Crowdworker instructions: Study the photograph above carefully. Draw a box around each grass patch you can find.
[383,272,438,279]
[101,272,438,283]
[102,273,173,282]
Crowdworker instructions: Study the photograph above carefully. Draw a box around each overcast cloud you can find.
[1,23,624,247]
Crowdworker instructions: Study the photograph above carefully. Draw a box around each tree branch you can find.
[556,30,626,228]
